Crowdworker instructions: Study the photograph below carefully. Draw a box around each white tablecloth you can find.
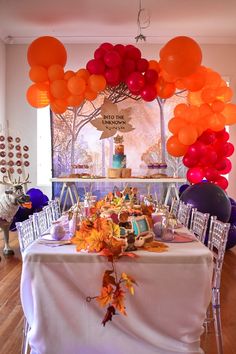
[21,236,213,354]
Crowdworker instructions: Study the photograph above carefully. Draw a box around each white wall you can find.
[0,39,6,133]
[5,42,236,198]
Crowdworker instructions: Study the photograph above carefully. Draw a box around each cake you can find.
[112,135,126,169]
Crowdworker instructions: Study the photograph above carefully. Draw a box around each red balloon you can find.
[104,50,122,68]
[100,43,114,52]
[144,69,158,85]
[125,45,141,60]
[136,58,149,72]
[222,142,234,157]
[140,85,157,102]
[198,130,216,145]
[121,59,136,79]
[114,44,126,57]
[86,59,105,75]
[214,176,229,190]
[183,154,199,168]
[199,148,218,166]
[218,158,232,174]
[126,72,145,93]
[187,167,204,184]
[105,67,121,86]
[94,47,106,60]
[204,166,219,182]
[187,141,207,159]
[215,157,227,171]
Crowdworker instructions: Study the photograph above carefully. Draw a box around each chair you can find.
[189,208,210,243]
[207,216,230,354]
[16,217,36,253]
[43,205,54,227]
[177,200,192,227]
[32,209,48,238]
[16,217,36,354]
[170,197,180,218]
[48,198,62,221]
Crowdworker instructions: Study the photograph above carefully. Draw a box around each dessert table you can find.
[21,233,213,354]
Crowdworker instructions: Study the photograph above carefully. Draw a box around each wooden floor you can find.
[0,231,236,354]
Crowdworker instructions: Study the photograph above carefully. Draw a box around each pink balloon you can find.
[126,72,145,93]
[187,167,204,184]
[144,69,159,85]
[140,85,157,102]
[199,148,218,166]
[187,141,207,159]
[86,59,105,74]
[214,176,228,190]
[104,50,122,68]
[198,129,216,145]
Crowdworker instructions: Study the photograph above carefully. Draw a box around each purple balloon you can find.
[229,205,236,223]
[26,188,45,210]
[180,182,231,222]
[179,184,190,196]
[226,225,236,250]
[229,197,236,206]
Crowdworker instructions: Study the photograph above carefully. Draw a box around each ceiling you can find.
[1,0,236,45]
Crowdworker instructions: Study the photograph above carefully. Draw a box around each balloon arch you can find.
[26,36,236,190]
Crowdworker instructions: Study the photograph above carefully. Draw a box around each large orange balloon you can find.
[29,66,48,83]
[166,135,188,157]
[26,83,50,108]
[160,36,202,77]
[27,36,67,68]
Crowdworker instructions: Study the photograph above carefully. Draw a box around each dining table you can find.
[21,226,213,354]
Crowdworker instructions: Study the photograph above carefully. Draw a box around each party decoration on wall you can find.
[90,99,135,139]
[26,35,236,189]
[0,134,30,179]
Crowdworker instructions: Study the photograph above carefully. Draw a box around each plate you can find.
[155,233,195,243]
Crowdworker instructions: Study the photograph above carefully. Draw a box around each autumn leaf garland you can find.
[71,215,138,326]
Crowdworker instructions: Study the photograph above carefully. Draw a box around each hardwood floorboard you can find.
[0,231,235,354]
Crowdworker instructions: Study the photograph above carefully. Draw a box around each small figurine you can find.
[125,232,137,252]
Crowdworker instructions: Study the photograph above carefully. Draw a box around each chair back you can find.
[208,216,230,289]
[43,205,54,227]
[170,198,180,218]
[48,198,62,221]
[177,201,192,227]
[32,210,48,238]
[190,208,210,243]
[16,217,35,253]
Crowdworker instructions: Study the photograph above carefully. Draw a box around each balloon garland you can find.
[26,36,236,189]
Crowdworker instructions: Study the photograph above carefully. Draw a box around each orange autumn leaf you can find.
[121,272,137,296]
[86,229,106,252]
[71,230,88,251]
[96,284,114,307]
[95,199,105,210]
[79,219,93,233]
[112,288,126,315]
[102,270,116,287]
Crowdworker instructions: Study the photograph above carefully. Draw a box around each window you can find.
[37,107,51,186]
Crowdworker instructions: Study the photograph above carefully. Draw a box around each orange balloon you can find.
[50,80,69,99]
[205,69,222,88]
[27,36,67,68]
[50,99,68,114]
[174,103,189,119]
[222,103,236,125]
[211,100,225,113]
[185,106,200,123]
[155,77,176,99]
[67,76,86,95]
[166,135,188,157]
[159,69,176,83]
[67,94,84,107]
[26,83,50,108]
[160,36,202,77]
[201,87,216,103]
[187,90,203,106]
[64,70,75,80]
[48,64,64,81]
[175,78,186,90]
[182,66,206,92]
[178,126,198,145]
[29,66,48,83]
[168,117,186,134]
[216,86,233,103]
[84,88,97,101]
[206,113,225,131]
[88,74,107,93]
[148,60,161,73]
[76,68,90,81]
[199,103,212,117]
